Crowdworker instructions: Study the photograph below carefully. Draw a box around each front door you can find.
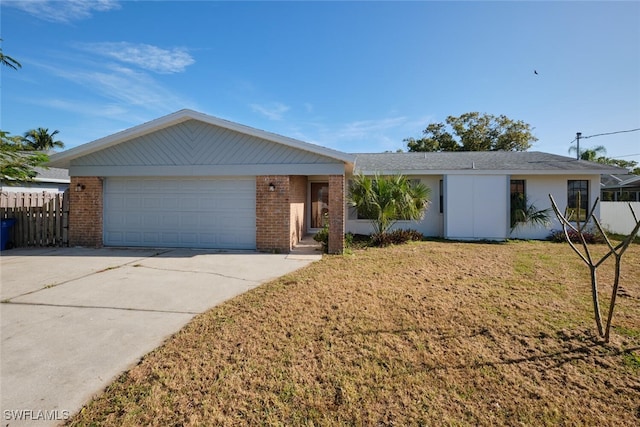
[310,182,329,228]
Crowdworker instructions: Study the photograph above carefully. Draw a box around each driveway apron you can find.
[1,247,320,426]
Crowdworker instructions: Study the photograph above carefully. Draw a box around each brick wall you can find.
[69,176,103,247]
[256,175,291,253]
[289,175,307,249]
[328,175,345,254]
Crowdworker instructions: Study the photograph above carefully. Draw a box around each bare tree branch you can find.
[548,195,640,342]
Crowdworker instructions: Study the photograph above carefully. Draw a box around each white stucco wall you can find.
[345,176,443,237]
[509,175,601,240]
[509,175,561,240]
[344,173,605,241]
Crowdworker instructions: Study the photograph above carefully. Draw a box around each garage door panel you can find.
[179,233,198,245]
[105,231,124,245]
[161,214,179,227]
[180,213,199,228]
[104,177,256,249]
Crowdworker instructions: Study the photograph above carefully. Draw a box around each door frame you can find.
[307,179,329,233]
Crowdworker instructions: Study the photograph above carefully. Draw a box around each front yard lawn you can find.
[69,240,639,426]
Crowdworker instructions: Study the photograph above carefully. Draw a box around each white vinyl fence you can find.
[600,202,640,236]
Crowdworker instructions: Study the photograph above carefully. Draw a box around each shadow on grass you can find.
[339,326,639,371]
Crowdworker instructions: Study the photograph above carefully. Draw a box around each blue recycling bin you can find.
[1,218,17,251]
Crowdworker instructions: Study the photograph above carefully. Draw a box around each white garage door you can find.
[104,177,256,249]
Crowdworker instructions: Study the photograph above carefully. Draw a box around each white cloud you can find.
[250,102,290,120]
[336,117,409,140]
[5,0,120,23]
[79,42,195,74]
[290,115,433,153]
[30,98,129,118]
[32,59,194,116]
[73,64,190,110]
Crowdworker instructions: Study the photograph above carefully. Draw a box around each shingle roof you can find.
[601,173,640,189]
[353,151,626,174]
[48,109,355,169]
[34,167,70,183]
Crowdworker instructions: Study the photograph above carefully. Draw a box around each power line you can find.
[611,153,640,159]
[581,128,640,139]
[568,128,640,159]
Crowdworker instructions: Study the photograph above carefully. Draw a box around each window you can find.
[567,180,589,221]
[510,180,526,226]
[311,182,329,228]
[511,180,525,199]
[439,179,443,214]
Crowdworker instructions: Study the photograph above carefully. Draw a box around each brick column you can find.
[256,176,291,253]
[328,175,345,254]
[69,176,103,247]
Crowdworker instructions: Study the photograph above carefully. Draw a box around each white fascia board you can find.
[48,109,354,169]
[33,177,70,183]
[355,169,616,176]
[69,163,347,177]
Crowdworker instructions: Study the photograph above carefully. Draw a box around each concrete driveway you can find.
[1,246,320,426]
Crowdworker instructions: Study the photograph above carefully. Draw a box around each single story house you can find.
[1,166,70,193]
[47,109,624,253]
[601,174,640,202]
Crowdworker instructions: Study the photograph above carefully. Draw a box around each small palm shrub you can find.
[510,193,551,231]
[348,173,431,235]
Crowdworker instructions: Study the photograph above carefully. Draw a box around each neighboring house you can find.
[0,166,70,193]
[47,109,624,253]
[601,174,640,202]
[600,174,640,236]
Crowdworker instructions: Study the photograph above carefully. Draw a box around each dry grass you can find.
[69,240,640,426]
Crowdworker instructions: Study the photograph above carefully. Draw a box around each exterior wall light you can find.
[268,183,276,192]
[75,183,86,192]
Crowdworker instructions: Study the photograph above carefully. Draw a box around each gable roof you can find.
[353,151,627,175]
[47,109,354,169]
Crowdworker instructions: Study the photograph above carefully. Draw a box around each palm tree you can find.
[568,144,606,161]
[510,193,551,231]
[348,173,431,235]
[1,131,48,181]
[22,128,65,151]
[0,39,21,70]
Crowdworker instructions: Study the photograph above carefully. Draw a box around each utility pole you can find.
[576,132,582,160]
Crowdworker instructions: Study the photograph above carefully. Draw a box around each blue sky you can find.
[2,1,639,165]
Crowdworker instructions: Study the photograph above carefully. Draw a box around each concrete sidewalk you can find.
[1,247,321,426]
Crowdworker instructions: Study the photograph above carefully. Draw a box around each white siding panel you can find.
[445,175,508,240]
[104,177,256,249]
[75,120,341,169]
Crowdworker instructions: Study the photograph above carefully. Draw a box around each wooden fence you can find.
[0,191,69,248]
